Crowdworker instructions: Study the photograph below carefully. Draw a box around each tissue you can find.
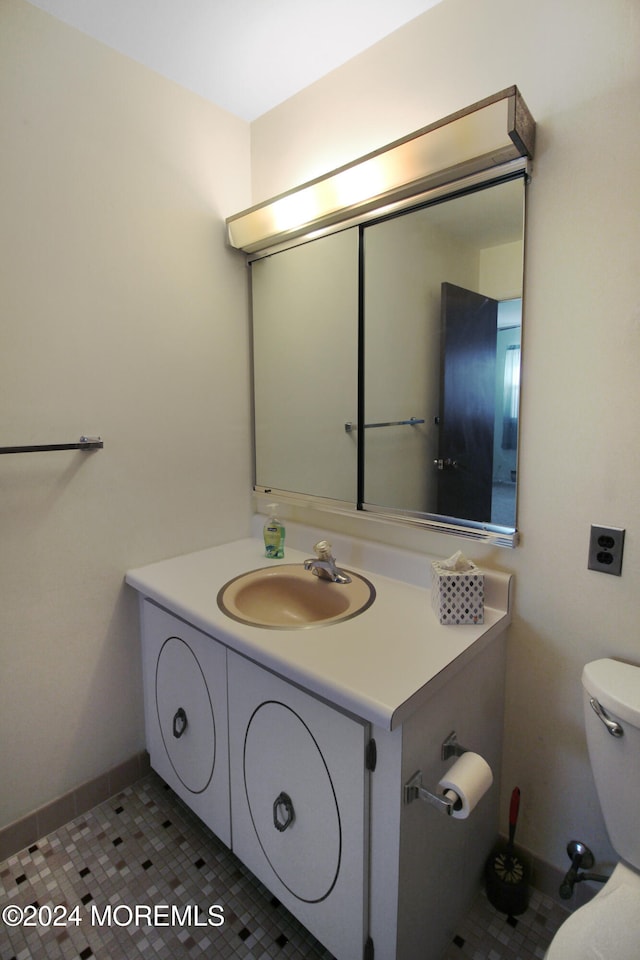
[437,550,475,573]
[431,551,484,625]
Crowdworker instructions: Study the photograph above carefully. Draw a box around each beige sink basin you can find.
[217,564,375,629]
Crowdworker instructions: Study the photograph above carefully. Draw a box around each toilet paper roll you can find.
[438,752,493,819]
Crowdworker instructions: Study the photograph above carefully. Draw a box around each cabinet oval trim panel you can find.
[243,700,342,903]
[155,636,216,794]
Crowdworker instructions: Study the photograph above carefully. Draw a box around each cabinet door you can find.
[228,651,369,960]
[140,600,230,847]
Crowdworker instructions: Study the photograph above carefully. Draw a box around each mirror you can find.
[251,173,526,545]
[362,177,523,530]
[252,227,359,503]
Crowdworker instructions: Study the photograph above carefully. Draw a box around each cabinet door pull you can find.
[172,707,188,739]
[273,792,295,832]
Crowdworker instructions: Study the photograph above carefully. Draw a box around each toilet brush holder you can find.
[485,787,530,915]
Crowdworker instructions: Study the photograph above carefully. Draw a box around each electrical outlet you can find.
[588,525,625,576]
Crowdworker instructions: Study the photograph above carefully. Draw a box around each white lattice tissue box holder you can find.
[431,551,484,625]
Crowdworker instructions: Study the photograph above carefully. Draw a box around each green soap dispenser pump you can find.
[263,504,285,559]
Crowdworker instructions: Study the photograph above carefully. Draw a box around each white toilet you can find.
[545,657,640,959]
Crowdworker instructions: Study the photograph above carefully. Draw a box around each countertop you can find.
[125,522,512,730]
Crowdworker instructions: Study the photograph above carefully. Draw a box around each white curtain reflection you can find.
[502,344,520,449]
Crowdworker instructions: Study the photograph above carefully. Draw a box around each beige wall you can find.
[0,0,252,828]
[251,0,640,875]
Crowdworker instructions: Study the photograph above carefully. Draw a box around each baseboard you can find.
[0,751,151,862]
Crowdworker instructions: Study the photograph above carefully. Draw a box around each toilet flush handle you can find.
[589,697,624,738]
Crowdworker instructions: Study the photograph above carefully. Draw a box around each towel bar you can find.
[0,436,103,455]
[344,417,424,433]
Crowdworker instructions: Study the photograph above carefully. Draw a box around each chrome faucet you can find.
[303,540,351,584]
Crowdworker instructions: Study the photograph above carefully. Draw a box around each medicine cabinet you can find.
[227,87,535,547]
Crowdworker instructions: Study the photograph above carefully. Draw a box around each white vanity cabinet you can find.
[140,599,371,960]
[128,530,513,960]
[227,650,370,960]
[140,600,230,847]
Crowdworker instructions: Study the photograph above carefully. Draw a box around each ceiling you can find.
[26,0,443,121]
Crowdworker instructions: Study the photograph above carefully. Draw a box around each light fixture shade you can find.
[226,86,535,254]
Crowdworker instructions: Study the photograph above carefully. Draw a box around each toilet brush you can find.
[485,786,530,915]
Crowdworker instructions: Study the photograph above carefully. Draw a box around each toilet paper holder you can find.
[403,731,469,815]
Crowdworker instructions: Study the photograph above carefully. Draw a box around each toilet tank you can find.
[582,658,640,870]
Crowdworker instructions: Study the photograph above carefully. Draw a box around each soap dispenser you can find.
[263,504,285,559]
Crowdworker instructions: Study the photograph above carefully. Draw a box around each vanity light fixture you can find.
[226,86,535,254]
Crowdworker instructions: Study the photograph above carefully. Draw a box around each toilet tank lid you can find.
[582,658,640,726]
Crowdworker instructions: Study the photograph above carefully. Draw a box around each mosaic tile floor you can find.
[441,887,569,960]
[1,773,570,960]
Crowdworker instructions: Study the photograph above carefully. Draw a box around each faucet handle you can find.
[313,539,334,559]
